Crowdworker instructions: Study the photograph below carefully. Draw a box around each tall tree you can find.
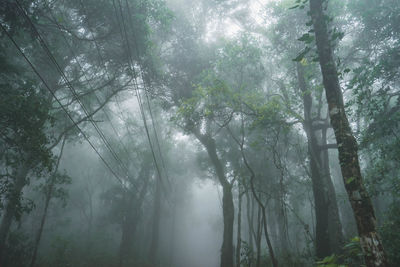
[309,0,388,265]
[296,63,344,258]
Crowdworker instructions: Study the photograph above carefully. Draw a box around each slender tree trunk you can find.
[296,63,344,258]
[275,195,290,257]
[321,125,344,253]
[221,184,235,267]
[268,200,279,255]
[119,198,139,267]
[195,133,234,267]
[168,200,177,267]
[261,206,277,267]
[0,162,30,264]
[253,198,278,267]
[272,149,291,257]
[241,149,278,267]
[236,187,243,267]
[119,169,149,267]
[30,192,51,267]
[246,190,254,254]
[148,174,161,265]
[309,0,388,265]
[245,190,255,267]
[30,137,66,267]
[255,206,262,267]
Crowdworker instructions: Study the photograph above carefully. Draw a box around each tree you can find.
[309,0,388,265]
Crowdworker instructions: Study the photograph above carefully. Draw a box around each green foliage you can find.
[239,241,254,267]
[380,204,400,265]
[45,235,72,267]
[0,50,57,219]
[316,237,363,267]
[0,81,55,171]
[36,171,72,208]
[2,231,33,267]
[289,0,309,10]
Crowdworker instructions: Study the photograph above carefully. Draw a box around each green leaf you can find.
[346,177,356,184]
[343,68,351,73]
[293,47,311,62]
[298,33,314,43]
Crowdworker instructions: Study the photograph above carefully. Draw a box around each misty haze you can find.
[0,0,399,267]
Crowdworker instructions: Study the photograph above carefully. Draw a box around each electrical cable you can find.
[14,0,134,187]
[123,0,172,189]
[44,0,135,167]
[113,0,170,196]
[0,22,126,187]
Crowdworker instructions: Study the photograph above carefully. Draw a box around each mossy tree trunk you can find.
[309,0,388,265]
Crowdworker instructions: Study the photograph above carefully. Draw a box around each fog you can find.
[174,180,222,267]
[1,0,399,267]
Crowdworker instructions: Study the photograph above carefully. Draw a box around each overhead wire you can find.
[10,0,172,196]
[44,0,135,167]
[77,0,161,191]
[113,0,171,196]
[123,0,172,189]
[14,0,133,182]
[14,0,138,192]
[0,22,126,187]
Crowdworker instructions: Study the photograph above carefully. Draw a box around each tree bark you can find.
[255,206,262,267]
[309,0,388,265]
[236,187,243,267]
[246,190,254,254]
[296,63,344,258]
[195,133,234,267]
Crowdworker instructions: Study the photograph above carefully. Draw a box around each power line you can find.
[0,22,126,187]
[117,0,172,190]
[44,0,136,168]
[15,0,134,185]
[123,0,172,188]
[76,0,158,188]
[76,0,163,191]
[113,0,170,195]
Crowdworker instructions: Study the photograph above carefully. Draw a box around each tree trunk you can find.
[168,200,177,267]
[321,124,344,253]
[236,187,243,267]
[255,206,262,267]
[30,137,66,267]
[119,169,149,267]
[148,174,161,265]
[296,63,344,258]
[241,146,278,267]
[252,197,278,267]
[309,0,388,265]
[30,190,51,267]
[0,162,30,264]
[195,133,234,267]
[221,183,235,267]
[275,195,290,257]
[261,206,278,267]
[246,190,254,255]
